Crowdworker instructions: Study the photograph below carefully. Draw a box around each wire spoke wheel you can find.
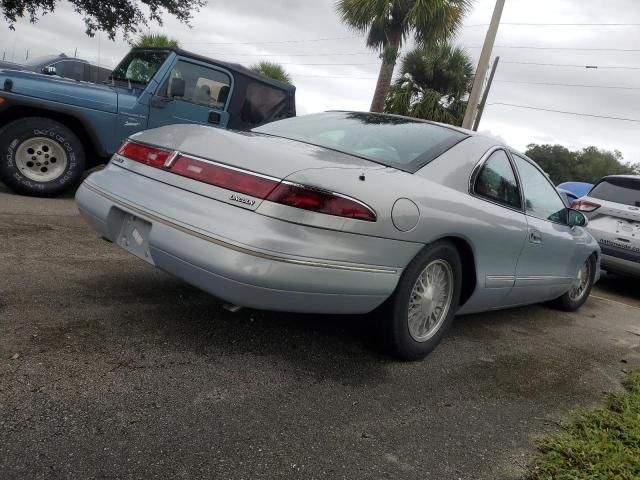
[568,260,592,302]
[407,259,454,342]
[15,137,68,183]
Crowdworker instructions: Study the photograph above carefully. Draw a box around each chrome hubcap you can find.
[569,260,591,301]
[408,259,454,342]
[15,137,68,182]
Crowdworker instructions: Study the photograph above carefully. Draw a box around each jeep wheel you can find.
[0,117,86,197]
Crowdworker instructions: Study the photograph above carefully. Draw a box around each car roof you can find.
[129,47,295,93]
[600,174,640,180]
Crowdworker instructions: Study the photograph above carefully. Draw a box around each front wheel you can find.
[0,117,86,197]
[380,241,462,361]
[551,255,596,311]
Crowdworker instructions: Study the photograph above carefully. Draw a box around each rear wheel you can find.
[551,255,596,311]
[380,241,462,361]
[0,117,85,197]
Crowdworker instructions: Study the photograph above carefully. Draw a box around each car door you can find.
[148,59,232,129]
[466,148,529,310]
[506,153,586,305]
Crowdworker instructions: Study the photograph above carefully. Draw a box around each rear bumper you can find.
[601,253,640,277]
[75,171,413,314]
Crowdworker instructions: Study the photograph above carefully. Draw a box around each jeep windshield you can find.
[109,51,169,86]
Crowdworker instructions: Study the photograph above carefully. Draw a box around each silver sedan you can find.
[75,111,600,360]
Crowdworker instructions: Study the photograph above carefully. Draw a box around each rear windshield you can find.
[590,177,640,207]
[252,112,468,172]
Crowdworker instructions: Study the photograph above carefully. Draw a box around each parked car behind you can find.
[572,175,640,276]
[557,181,594,199]
[0,53,111,83]
[0,47,296,197]
[557,187,579,206]
[75,112,600,360]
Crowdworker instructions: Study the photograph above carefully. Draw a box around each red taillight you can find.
[170,155,279,198]
[117,141,172,168]
[266,183,377,222]
[570,199,601,212]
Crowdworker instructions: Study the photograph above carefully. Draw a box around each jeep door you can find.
[148,59,232,129]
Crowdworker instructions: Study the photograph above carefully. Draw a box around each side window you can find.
[512,154,567,223]
[240,82,289,127]
[164,61,231,109]
[474,150,521,209]
[54,61,86,81]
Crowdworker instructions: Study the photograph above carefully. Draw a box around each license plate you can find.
[118,214,154,265]
[616,220,640,239]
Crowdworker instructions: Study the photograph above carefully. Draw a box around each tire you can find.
[550,255,596,312]
[0,117,86,197]
[379,241,462,361]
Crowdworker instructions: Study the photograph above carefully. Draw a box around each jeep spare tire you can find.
[0,117,86,197]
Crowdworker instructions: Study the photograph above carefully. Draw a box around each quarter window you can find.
[512,154,567,223]
[474,150,521,209]
[164,61,231,109]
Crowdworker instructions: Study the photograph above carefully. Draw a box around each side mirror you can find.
[168,78,186,98]
[568,209,588,228]
[42,66,57,75]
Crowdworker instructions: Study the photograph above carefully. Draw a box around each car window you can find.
[253,112,468,172]
[512,154,567,224]
[474,150,521,209]
[54,60,86,81]
[164,60,231,109]
[110,51,169,85]
[240,82,290,127]
[589,177,640,207]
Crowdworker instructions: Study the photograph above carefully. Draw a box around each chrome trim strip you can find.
[485,275,515,288]
[82,182,397,275]
[164,150,180,168]
[515,275,573,287]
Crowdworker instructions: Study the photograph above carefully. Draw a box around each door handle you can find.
[529,229,542,244]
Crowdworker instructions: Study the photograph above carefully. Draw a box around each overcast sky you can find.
[1,0,639,163]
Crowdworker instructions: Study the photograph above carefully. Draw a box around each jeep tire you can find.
[0,117,86,197]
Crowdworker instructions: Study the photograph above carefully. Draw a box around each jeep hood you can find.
[0,69,118,113]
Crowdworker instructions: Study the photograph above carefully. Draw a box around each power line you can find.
[199,51,377,57]
[183,35,359,45]
[492,45,640,52]
[488,103,640,123]
[501,61,640,70]
[495,79,640,91]
[467,22,640,27]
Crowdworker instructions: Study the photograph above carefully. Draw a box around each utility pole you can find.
[473,56,500,131]
[74,48,78,58]
[25,49,29,61]
[462,0,506,129]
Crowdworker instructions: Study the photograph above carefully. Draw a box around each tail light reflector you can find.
[170,155,279,198]
[570,199,601,212]
[266,183,377,222]
[117,141,172,168]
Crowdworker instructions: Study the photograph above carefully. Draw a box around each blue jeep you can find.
[0,48,296,196]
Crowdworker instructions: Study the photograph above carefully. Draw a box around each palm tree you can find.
[132,33,180,48]
[250,61,293,85]
[384,44,473,125]
[337,0,473,112]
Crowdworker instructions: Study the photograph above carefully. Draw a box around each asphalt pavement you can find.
[1,184,640,480]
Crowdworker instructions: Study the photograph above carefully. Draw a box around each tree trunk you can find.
[370,45,398,113]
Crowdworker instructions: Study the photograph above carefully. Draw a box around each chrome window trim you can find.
[509,150,570,226]
[82,182,396,275]
[468,146,525,213]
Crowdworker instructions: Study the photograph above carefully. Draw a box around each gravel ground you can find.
[1,185,640,480]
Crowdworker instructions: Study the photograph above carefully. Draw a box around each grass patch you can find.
[530,369,640,480]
